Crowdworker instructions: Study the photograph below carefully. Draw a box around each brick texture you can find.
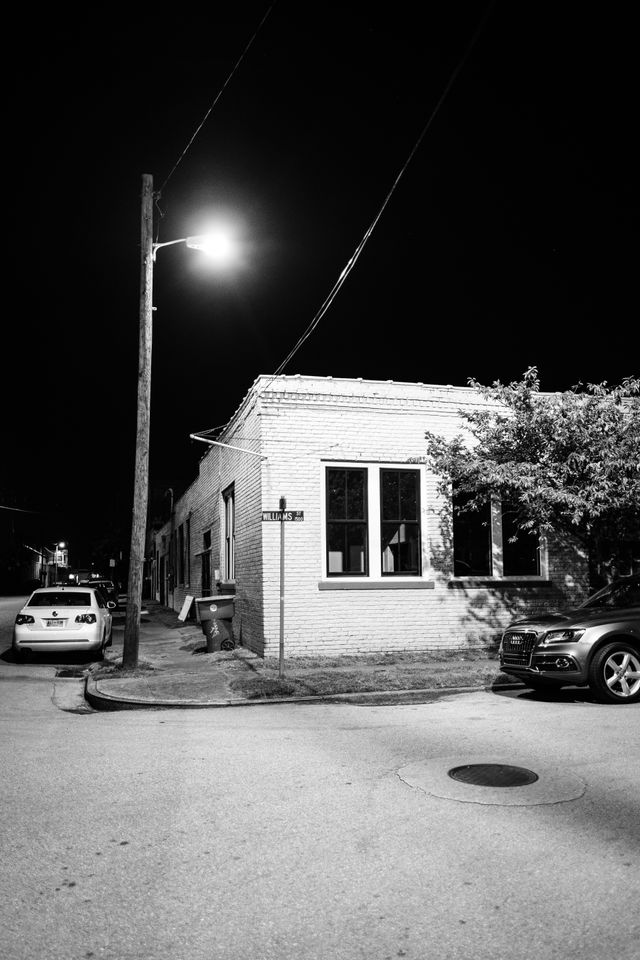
[150,376,590,657]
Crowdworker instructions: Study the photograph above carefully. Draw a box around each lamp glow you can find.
[186,232,236,265]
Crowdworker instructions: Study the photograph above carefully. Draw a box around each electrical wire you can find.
[154,3,275,212]
[190,1,496,443]
[263,0,497,389]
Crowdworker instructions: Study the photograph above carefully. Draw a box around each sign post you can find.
[279,497,286,678]
[261,501,305,679]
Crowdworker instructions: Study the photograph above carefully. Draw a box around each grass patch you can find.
[229,649,514,699]
[229,677,313,699]
[260,647,499,671]
[90,658,156,679]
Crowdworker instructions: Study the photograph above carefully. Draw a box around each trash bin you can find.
[195,595,236,652]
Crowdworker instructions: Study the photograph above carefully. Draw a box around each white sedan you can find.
[12,586,115,660]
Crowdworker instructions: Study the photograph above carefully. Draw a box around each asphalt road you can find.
[1,595,639,960]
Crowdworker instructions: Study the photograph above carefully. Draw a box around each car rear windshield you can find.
[27,592,92,607]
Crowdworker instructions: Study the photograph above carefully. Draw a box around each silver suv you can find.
[499,575,640,704]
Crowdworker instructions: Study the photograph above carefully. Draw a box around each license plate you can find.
[46,619,64,627]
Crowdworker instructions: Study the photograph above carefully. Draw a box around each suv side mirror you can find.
[107,601,116,610]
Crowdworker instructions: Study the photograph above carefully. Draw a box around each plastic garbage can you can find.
[195,595,236,652]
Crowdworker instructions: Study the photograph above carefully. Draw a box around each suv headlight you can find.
[543,629,585,644]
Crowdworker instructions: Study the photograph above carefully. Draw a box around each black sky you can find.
[4,1,637,567]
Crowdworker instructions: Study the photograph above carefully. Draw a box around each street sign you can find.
[262,510,304,521]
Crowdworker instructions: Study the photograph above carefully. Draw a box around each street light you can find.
[50,541,66,585]
[123,174,237,667]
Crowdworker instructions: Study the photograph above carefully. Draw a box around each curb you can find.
[84,675,525,711]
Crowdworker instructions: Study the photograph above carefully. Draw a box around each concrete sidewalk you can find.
[85,600,264,710]
[85,600,523,711]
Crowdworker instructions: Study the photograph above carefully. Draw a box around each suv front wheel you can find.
[588,643,640,704]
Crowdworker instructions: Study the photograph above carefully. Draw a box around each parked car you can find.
[78,578,119,608]
[499,574,640,703]
[12,586,115,660]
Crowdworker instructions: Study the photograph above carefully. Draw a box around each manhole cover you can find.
[448,763,539,787]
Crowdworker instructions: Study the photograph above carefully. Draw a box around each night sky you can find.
[4,1,637,569]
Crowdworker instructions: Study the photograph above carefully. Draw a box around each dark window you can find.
[380,469,421,575]
[178,525,185,584]
[326,468,368,575]
[501,504,539,576]
[201,530,211,595]
[28,591,92,607]
[453,489,492,576]
[223,486,235,580]
[185,518,191,586]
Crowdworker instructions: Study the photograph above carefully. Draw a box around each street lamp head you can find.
[185,232,236,266]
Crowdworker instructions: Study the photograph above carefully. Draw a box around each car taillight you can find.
[15,614,35,625]
[75,613,97,624]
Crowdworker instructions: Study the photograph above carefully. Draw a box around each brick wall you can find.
[151,375,590,657]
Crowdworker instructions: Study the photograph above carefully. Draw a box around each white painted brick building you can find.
[149,375,590,656]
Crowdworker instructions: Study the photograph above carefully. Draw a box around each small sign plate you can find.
[262,510,304,521]
[177,595,195,622]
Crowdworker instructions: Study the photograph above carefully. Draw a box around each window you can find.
[452,486,540,577]
[326,467,368,575]
[185,517,191,586]
[380,469,421,575]
[201,530,211,596]
[324,465,423,579]
[177,525,185,584]
[452,490,492,576]
[500,503,539,576]
[28,592,92,607]
[223,485,235,580]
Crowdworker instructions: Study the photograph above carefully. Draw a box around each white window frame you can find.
[320,461,431,583]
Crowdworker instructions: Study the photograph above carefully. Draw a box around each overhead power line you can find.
[156,3,275,204]
[267,0,497,383]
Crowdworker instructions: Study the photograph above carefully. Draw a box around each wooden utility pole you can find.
[123,173,154,668]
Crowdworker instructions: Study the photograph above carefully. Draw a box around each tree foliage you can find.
[424,367,640,582]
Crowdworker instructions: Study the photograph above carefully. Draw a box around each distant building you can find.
[148,375,590,656]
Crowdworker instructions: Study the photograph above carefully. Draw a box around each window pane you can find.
[326,468,368,576]
[381,522,421,574]
[201,553,211,595]
[399,472,419,520]
[327,522,367,575]
[224,487,235,579]
[380,470,421,574]
[327,468,366,520]
[453,490,492,576]
[381,471,399,521]
[346,470,365,519]
[502,506,539,576]
[381,469,419,521]
[27,592,92,607]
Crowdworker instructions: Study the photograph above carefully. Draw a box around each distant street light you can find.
[52,541,66,585]
[123,174,237,668]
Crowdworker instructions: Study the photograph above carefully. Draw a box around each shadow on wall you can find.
[429,517,588,648]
